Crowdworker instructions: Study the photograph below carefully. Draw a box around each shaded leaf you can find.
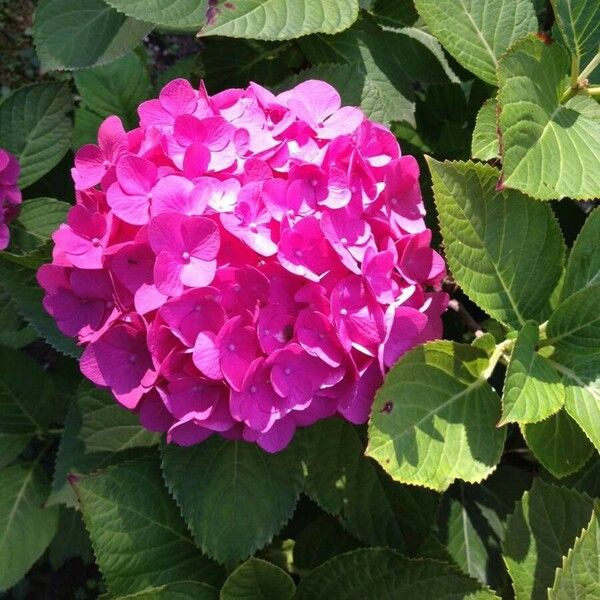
[75,455,223,595]
[34,0,151,71]
[503,479,594,600]
[0,83,73,188]
[523,409,594,478]
[220,558,295,600]
[0,464,59,592]
[105,0,209,29]
[161,438,304,564]
[48,506,93,569]
[114,581,218,599]
[303,418,438,553]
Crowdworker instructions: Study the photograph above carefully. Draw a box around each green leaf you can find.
[114,582,218,599]
[0,291,36,350]
[161,438,304,564]
[105,0,208,29]
[499,322,565,425]
[368,0,419,29]
[498,35,600,200]
[298,22,456,126]
[523,409,594,478]
[436,466,533,591]
[472,98,500,161]
[0,464,59,592]
[293,515,360,570]
[503,479,594,600]
[562,208,600,301]
[295,548,500,599]
[551,0,600,83]
[0,83,73,188]
[0,433,30,469]
[74,52,152,132]
[550,506,600,599]
[49,383,160,506]
[545,284,600,355]
[48,507,93,569]
[202,39,299,92]
[9,198,70,254]
[429,159,565,330]
[73,106,105,149]
[75,455,223,596]
[220,558,295,600]
[303,418,438,553]
[0,346,55,435]
[555,457,600,498]
[367,341,506,492]
[199,0,359,40]
[0,260,81,358]
[34,0,151,71]
[557,353,600,450]
[414,0,538,85]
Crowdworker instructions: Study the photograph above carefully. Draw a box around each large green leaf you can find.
[523,409,594,478]
[561,208,600,301]
[368,0,418,29]
[74,52,152,132]
[9,198,70,254]
[34,0,151,71]
[551,0,600,83]
[436,466,532,591]
[545,284,600,355]
[0,346,55,435]
[75,455,223,596]
[0,464,59,592]
[367,341,506,492]
[550,507,600,599]
[199,0,359,40]
[295,548,500,599]
[503,479,594,600]
[499,322,565,426]
[104,0,209,29]
[472,98,500,161]
[49,383,160,506]
[303,418,438,553]
[48,507,93,569]
[220,558,295,600]
[429,159,565,330]
[498,35,600,200]
[0,260,81,358]
[414,0,538,85]
[161,438,304,564]
[552,457,600,498]
[0,83,73,188]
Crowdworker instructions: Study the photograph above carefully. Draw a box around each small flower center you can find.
[182,251,191,262]
[310,178,319,187]
[129,354,137,364]
[284,367,292,375]
[250,385,257,393]
[227,343,236,351]
[390,197,398,205]
[340,308,348,316]
[340,237,348,246]
[295,249,303,258]
[91,237,101,247]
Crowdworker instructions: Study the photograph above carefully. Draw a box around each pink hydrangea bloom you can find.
[0,148,22,251]
[39,78,447,453]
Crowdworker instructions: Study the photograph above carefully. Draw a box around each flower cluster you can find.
[0,148,22,251]
[39,78,447,452]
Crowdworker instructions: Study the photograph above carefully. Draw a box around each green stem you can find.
[587,86,600,96]
[481,338,514,380]
[570,54,580,90]
[580,51,600,82]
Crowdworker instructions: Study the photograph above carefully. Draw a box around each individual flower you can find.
[39,78,447,453]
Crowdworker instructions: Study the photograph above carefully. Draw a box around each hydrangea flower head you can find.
[39,79,447,452]
[0,148,22,251]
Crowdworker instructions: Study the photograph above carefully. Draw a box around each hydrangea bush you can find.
[0,0,598,598]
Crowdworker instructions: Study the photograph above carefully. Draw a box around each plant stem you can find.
[570,54,580,90]
[580,51,600,82]
[481,338,514,380]
[447,299,483,337]
[587,86,600,96]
